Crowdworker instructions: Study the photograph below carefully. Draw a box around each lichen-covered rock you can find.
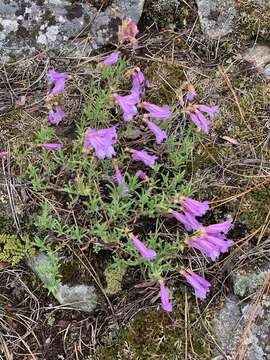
[243,44,270,82]
[213,295,270,359]
[0,0,145,61]
[28,252,98,312]
[195,0,236,39]
[232,262,270,298]
[212,296,242,356]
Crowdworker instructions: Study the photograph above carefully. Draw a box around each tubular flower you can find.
[113,93,139,122]
[187,104,218,134]
[129,149,158,168]
[48,105,65,125]
[169,209,202,232]
[47,69,71,96]
[196,104,219,120]
[186,220,234,261]
[177,196,209,217]
[159,280,173,312]
[186,83,197,102]
[100,52,119,67]
[136,170,147,180]
[40,143,64,150]
[143,118,167,144]
[187,110,210,134]
[142,102,172,121]
[118,17,139,48]
[83,127,117,159]
[114,165,128,195]
[180,270,211,300]
[131,67,149,97]
[130,233,156,260]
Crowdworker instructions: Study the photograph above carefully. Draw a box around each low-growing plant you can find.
[8,18,233,312]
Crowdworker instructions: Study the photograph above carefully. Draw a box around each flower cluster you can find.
[167,196,233,302]
[181,82,219,134]
[47,69,71,127]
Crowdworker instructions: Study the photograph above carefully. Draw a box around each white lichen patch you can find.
[46,26,59,42]
[0,19,19,34]
[36,33,47,45]
[36,26,59,45]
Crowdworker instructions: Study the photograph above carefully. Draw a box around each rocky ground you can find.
[0,0,270,359]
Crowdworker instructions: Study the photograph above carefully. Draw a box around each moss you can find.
[235,2,270,41]
[143,62,185,104]
[104,263,126,295]
[142,0,197,30]
[59,259,81,285]
[97,295,214,359]
[238,184,270,234]
[0,233,35,265]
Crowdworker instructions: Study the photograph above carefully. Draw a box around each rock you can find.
[0,0,145,61]
[213,296,270,359]
[243,44,270,81]
[195,0,236,39]
[233,263,270,298]
[213,261,270,359]
[55,283,97,312]
[28,252,97,312]
[212,296,242,356]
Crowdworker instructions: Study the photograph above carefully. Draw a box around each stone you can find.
[232,263,270,298]
[212,296,242,356]
[213,261,270,359]
[243,44,270,81]
[195,0,236,39]
[213,296,270,359]
[0,0,145,61]
[28,252,97,312]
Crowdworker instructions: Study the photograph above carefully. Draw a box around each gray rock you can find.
[213,261,270,359]
[0,0,145,61]
[233,263,270,298]
[243,44,270,81]
[28,252,97,312]
[213,296,270,359]
[195,0,236,39]
[55,283,97,313]
[212,296,242,356]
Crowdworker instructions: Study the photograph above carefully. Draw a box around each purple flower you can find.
[100,52,119,67]
[142,102,172,121]
[186,221,234,261]
[130,233,156,260]
[113,93,139,122]
[204,219,233,235]
[83,127,117,159]
[129,149,158,168]
[169,209,202,232]
[47,70,71,96]
[197,104,219,120]
[179,196,209,217]
[187,111,210,134]
[136,170,147,180]
[114,165,128,195]
[48,105,65,125]
[143,118,167,144]
[131,67,149,97]
[186,83,197,102]
[40,143,64,150]
[181,270,211,300]
[159,280,173,312]
[0,151,8,159]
